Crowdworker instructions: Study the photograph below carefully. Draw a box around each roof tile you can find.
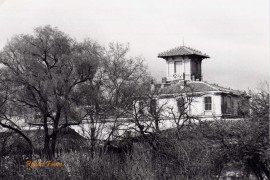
[159,81,242,95]
[158,46,210,58]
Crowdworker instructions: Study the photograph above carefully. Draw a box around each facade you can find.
[148,81,249,120]
[141,45,250,121]
[78,45,250,139]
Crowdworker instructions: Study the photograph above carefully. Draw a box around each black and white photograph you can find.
[0,0,269,179]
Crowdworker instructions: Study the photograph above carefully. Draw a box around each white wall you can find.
[70,94,226,140]
[158,97,178,117]
[168,60,174,77]
[157,93,222,118]
[189,94,222,117]
[184,58,191,80]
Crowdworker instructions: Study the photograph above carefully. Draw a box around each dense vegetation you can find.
[0,26,269,179]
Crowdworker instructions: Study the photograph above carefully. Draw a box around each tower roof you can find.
[158,46,210,59]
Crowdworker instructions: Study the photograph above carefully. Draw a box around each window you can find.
[124,131,132,138]
[177,97,185,113]
[204,96,212,110]
[149,99,157,115]
[195,61,198,74]
[226,96,232,114]
[138,101,144,114]
[168,61,174,76]
[174,61,182,74]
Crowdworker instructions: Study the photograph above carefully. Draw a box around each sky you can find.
[0,0,269,91]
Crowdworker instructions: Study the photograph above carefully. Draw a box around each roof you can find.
[158,46,210,59]
[159,81,244,96]
[0,127,86,151]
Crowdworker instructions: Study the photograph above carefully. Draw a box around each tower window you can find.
[174,61,182,74]
[204,97,212,110]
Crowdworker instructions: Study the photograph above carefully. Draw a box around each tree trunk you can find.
[248,159,264,180]
[90,126,96,158]
[50,130,58,158]
[154,116,160,132]
[43,115,51,158]
[90,115,96,158]
[50,109,61,158]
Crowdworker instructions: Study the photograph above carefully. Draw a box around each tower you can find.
[158,46,209,82]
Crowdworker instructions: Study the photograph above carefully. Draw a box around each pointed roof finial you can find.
[182,37,185,46]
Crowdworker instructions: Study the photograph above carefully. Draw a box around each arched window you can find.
[138,101,144,114]
[149,99,157,115]
[204,96,212,110]
[177,97,185,113]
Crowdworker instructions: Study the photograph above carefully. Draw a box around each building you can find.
[138,45,250,121]
[72,45,250,139]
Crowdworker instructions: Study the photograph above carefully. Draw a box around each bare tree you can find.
[74,42,151,156]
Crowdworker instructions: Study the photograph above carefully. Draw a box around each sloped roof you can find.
[159,81,243,96]
[0,127,86,150]
[158,46,210,59]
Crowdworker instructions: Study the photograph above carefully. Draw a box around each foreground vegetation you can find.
[0,117,269,180]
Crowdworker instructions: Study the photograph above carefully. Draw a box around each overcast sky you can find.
[0,0,269,91]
